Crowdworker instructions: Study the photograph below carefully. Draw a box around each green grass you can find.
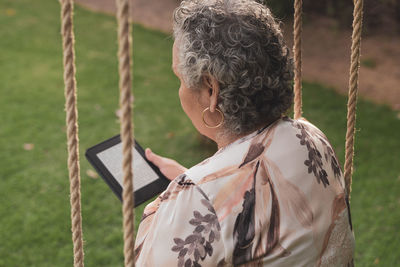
[0,0,399,266]
[361,58,378,69]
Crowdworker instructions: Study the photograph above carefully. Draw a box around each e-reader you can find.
[85,135,170,206]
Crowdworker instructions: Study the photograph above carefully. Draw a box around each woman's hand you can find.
[145,148,187,181]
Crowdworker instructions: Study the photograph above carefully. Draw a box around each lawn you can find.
[0,0,399,266]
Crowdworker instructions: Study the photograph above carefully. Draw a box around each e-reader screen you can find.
[85,135,170,206]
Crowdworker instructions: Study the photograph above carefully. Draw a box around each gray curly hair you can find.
[173,0,294,135]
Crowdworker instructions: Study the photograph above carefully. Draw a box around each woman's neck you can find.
[214,131,246,150]
[214,119,279,149]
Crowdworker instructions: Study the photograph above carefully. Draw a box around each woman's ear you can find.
[203,75,212,89]
[203,75,220,113]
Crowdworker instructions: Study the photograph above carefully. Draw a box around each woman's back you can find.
[135,118,355,266]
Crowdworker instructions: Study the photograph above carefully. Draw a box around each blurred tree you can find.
[264,0,400,34]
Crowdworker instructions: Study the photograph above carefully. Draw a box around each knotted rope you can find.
[115,0,135,266]
[60,0,84,266]
[293,0,303,119]
[344,0,364,198]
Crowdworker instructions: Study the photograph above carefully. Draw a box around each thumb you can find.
[145,148,163,167]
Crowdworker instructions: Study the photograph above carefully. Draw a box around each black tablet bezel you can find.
[85,135,170,207]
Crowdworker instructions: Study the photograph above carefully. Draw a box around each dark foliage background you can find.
[266,0,400,34]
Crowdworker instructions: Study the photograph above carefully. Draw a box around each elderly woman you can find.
[136,0,355,266]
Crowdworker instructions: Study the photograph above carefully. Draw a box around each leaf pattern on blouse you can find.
[239,143,265,168]
[199,127,278,223]
[262,159,314,228]
[263,166,280,255]
[287,117,344,188]
[171,198,221,267]
[233,162,258,265]
[254,160,282,259]
[233,156,305,265]
[295,124,329,187]
[318,137,342,181]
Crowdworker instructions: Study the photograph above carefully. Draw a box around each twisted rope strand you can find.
[60,0,84,266]
[344,0,364,198]
[293,0,303,119]
[115,0,135,266]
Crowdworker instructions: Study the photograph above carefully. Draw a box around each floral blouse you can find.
[135,118,355,266]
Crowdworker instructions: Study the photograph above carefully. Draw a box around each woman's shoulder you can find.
[266,117,344,186]
[282,116,330,140]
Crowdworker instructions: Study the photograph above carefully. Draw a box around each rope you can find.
[115,0,135,266]
[60,0,84,266]
[293,0,303,119]
[344,0,364,198]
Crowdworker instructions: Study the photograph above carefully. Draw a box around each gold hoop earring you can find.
[202,107,224,128]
